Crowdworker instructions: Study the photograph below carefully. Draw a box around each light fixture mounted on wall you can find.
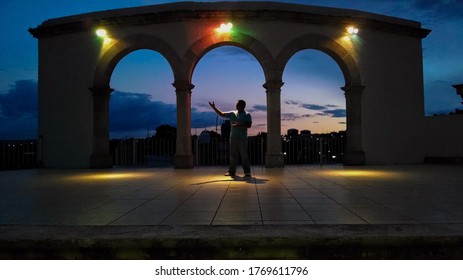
[96,28,108,37]
[347,26,359,35]
[216,22,233,33]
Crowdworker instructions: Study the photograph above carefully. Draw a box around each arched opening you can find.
[283,49,346,133]
[110,49,175,138]
[282,49,346,164]
[109,49,175,166]
[191,45,266,165]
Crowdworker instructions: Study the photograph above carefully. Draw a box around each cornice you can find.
[28,3,431,39]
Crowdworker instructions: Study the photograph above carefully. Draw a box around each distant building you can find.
[287,128,299,138]
[300,130,311,137]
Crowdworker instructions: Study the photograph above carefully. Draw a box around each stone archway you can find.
[276,34,365,165]
[29,2,430,168]
[90,34,182,168]
[183,31,285,167]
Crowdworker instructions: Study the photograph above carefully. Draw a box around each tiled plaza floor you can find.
[1,165,463,226]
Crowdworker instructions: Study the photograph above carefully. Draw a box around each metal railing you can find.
[0,140,39,169]
[0,134,345,169]
[111,134,345,167]
[193,136,266,166]
[110,137,175,167]
[283,134,345,165]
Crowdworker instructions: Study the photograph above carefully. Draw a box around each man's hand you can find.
[209,101,226,117]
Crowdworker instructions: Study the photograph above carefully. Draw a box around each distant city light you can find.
[96,28,107,37]
[216,22,233,33]
[347,26,359,35]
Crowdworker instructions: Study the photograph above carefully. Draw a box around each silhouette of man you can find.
[209,100,252,176]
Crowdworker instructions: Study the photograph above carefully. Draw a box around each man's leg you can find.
[228,138,238,175]
[237,139,251,175]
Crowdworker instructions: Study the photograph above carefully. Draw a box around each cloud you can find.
[110,90,220,137]
[110,91,177,135]
[251,104,267,111]
[286,100,345,117]
[282,113,313,121]
[281,113,299,121]
[322,109,347,118]
[0,80,37,139]
[412,0,463,21]
[284,100,300,105]
[301,103,327,111]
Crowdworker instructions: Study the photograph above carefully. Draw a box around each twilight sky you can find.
[1,0,462,139]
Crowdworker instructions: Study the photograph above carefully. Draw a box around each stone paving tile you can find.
[1,165,463,226]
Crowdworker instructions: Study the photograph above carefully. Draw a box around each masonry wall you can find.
[359,30,427,164]
[38,32,99,168]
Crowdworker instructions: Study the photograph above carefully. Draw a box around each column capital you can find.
[172,81,195,92]
[263,81,284,91]
[89,86,114,96]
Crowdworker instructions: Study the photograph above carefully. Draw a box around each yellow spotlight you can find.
[347,26,359,35]
[96,28,107,37]
[216,22,233,33]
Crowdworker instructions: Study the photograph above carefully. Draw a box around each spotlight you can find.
[347,26,359,35]
[96,29,107,37]
[216,22,233,33]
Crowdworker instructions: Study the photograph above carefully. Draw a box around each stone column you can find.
[342,85,366,165]
[263,81,284,167]
[172,81,194,168]
[89,86,114,168]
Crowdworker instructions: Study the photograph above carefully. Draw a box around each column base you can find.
[89,154,113,168]
[174,154,194,169]
[344,151,366,166]
[265,153,284,168]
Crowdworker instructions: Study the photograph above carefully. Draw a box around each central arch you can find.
[178,30,285,167]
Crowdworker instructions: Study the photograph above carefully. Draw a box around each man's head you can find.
[236,99,246,111]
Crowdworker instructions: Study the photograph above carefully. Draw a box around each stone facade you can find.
[30,1,448,168]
